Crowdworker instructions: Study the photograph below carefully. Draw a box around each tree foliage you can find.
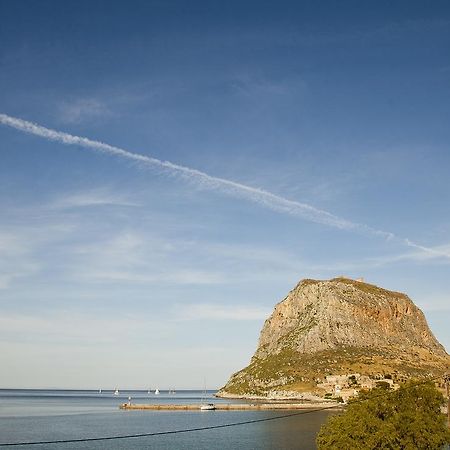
[317,380,450,450]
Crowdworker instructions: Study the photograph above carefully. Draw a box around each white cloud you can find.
[50,189,139,209]
[305,241,450,275]
[0,231,40,288]
[0,198,305,291]
[360,242,450,268]
[67,231,226,286]
[0,219,79,289]
[58,98,112,124]
[79,269,226,285]
[0,311,175,347]
[175,303,272,321]
[67,231,310,287]
[403,240,450,260]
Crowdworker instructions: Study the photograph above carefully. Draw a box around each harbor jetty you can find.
[120,402,341,411]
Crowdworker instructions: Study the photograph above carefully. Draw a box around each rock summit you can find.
[218,277,449,398]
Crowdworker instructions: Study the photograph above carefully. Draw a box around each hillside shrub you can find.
[317,380,450,450]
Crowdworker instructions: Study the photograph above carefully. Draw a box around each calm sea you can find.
[0,390,335,449]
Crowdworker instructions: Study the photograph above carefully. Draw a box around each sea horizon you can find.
[0,388,332,449]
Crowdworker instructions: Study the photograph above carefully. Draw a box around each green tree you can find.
[316,380,450,450]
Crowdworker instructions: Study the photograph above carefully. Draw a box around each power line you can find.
[0,404,339,447]
[0,377,441,447]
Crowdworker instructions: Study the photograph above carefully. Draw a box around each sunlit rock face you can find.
[218,278,450,398]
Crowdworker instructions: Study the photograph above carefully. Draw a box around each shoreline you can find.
[120,402,342,411]
[215,391,327,402]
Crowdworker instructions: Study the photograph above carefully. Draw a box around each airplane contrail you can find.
[0,113,376,232]
[1,112,448,260]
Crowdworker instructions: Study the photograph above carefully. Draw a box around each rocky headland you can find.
[217,277,449,400]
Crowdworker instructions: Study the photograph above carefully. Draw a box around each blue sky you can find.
[1,0,450,389]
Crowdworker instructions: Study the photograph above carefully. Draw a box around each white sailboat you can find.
[200,380,215,411]
[114,388,119,395]
[154,388,160,395]
[200,403,216,410]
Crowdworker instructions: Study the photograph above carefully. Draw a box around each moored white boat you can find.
[200,403,216,411]
[200,380,215,410]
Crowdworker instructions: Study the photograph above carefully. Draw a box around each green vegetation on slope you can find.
[222,346,447,396]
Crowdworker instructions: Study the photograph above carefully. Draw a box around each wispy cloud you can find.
[1,113,450,262]
[50,188,139,209]
[0,202,305,291]
[68,232,226,286]
[306,241,450,275]
[367,242,450,267]
[403,239,450,260]
[57,98,112,124]
[175,303,271,321]
[78,269,226,285]
[230,74,306,98]
[0,311,171,345]
[0,230,41,288]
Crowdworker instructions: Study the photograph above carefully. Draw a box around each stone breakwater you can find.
[120,402,341,411]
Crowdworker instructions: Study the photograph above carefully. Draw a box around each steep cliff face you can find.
[218,278,449,398]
